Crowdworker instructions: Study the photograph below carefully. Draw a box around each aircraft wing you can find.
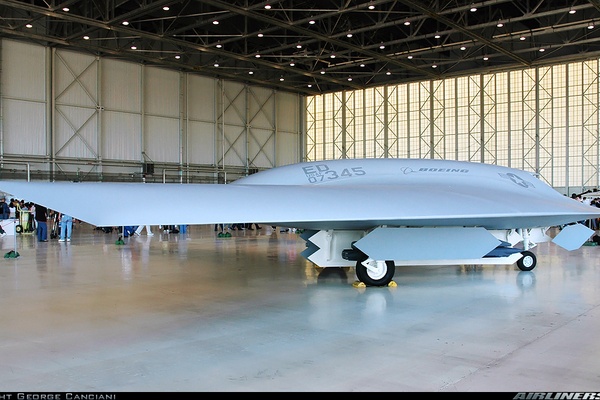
[0,158,599,230]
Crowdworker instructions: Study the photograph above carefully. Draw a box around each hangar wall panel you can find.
[54,104,98,159]
[187,121,215,165]
[276,92,299,133]
[248,86,274,130]
[186,76,216,167]
[54,51,98,107]
[1,40,45,101]
[187,75,215,121]
[101,59,142,163]
[144,67,180,118]
[248,128,274,167]
[53,49,100,163]
[3,100,46,155]
[102,110,142,161]
[144,115,180,163]
[222,125,246,167]
[142,67,181,163]
[276,92,302,166]
[102,60,142,113]
[222,81,246,127]
[1,41,46,158]
[277,130,301,166]
[218,81,248,167]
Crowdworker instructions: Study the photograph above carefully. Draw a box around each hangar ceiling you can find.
[2,0,600,95]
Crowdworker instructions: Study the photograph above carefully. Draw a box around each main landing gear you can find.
[355,259,396,287]
[302,228,542,288]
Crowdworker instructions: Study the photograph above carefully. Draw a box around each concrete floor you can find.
[0,223,599,392]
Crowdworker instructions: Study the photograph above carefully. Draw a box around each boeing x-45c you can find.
[2,158,599,287]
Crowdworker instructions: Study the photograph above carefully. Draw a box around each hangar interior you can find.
[1,0,600,392]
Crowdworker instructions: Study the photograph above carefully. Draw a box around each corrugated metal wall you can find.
[0,39,304,184]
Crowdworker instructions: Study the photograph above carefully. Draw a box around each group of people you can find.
[31,204,75,243]
[0,196,75,243]
[571,193,600,230]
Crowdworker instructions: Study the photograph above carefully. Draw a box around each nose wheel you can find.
[516,250,537,271]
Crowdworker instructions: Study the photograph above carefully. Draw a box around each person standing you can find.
[0,197,9,219]
[34,203,48,242]
[58,213,73,242]
[8,198,16,219]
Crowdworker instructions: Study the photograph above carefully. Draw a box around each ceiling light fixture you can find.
[257,32,264,38]
[83,35,90,40]
[404,20,410,26]
[290,61,295,66]
[264,4,271,9]
[368,2,375,10]
[212,20,219,25]
[25,23,32,28]
[249,71,254,75]
[62,7,69,12]
[213,61,219,67]
[460,46,466,50]
[379,43,385,49]
[470,5,477,12]
[279,77,284,81]
[255,53,261,58]
[497,21,504,27]
[130,45,137,50]
[519,35,526,40]
[330,53,336,58]
[407,55,413,59]
[434,34,441,39]
[175,55,181,59]
[320,69,325,74]
[296,43,302,49]
[483,56,489,60]
[216,42,222,48]
[122,21,129,26]
[386,70,391,76]
[348,76,353,81]
[347,31,353,38]
[588,21,595,29]
[309,19,316,25]
[569,8,576,14]
[360,63,365,67]
[432,64,437,68]
[539,48,545,52]
[163,6,169,11]
[308,84,312,88]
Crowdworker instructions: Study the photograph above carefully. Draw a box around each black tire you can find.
[517,250,537,271]
[355,260,395,287]
[15,224,23,233]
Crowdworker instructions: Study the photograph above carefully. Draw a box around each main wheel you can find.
[355,259,395,287]
[15,224,23,233]
[517,250,537,271]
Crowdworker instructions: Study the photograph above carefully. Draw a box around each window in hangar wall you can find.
[305,59,600,192]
